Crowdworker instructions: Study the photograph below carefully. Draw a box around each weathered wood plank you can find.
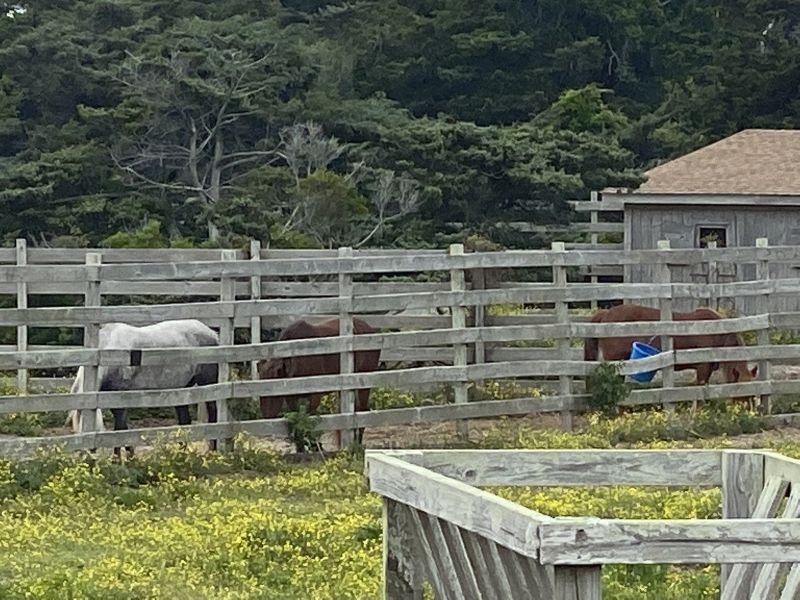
[764,452,800,484]
[476,536,516,599]
[383,499,423,599]
[405,506,450,600]
[415,449,722,487]
[539,518,800,565]
[721,476,790,600]
[721,450,765,590]
[366,453,549,558]
[750,486,800,600]
[780,564,800,600]
[5,245,800,283]
[459,530,500,600]
[554,565,602,600]
[421,512,467,599]
[440,521,482,600]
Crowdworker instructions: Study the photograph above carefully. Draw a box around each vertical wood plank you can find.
[721,450,765,594]
[460,530,500,600]
[79,253,102,437]
[779,563,800,600]
[476,536,515,599]
[383,499,423,600]
[707,240,718,311]
[554,565,602,600]
[406,506,449,599]
[751,485,800,600]
[338,247,356,449]
[472,266,486,392]
[450,244,469,440]
[421,513,467,599]
[216,248,236,452]
[440,521,482,599]
[721,476,789,600]
[15,239,27,394]
[552,242,573,431]
[657,239,675,413]
[756,237,772,414]
[249,240,262,385]
[589,190,599,311]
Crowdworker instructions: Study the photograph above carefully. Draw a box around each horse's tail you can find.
[65,367,105,433]
[584,309,607,362]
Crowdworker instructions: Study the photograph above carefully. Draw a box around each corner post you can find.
[721,450,764,594]
[79,252,102,438]
[383,499,423,599]
[656,240,675,412]
[338,247,356,449]
[15,239,28,394]
[552,241,573,431]
[449,244,469,439]
[755,238,771,414]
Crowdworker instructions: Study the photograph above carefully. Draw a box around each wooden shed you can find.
[602,128,800,313]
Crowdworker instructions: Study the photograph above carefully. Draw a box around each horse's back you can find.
[101,319,218,350]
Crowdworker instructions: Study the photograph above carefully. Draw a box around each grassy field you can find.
[0,403,795,599]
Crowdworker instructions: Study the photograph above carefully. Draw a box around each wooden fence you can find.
[1,241,800,455]
[367,448,800,599]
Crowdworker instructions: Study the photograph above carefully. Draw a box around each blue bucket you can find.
[628,342,659,383]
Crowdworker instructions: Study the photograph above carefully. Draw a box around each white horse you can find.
[66,319,221,454]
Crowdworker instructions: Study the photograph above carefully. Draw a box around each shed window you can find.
[697,226,728,248]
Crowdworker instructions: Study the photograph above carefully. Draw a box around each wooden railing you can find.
[366,449,800,599]
[0,241,799,454]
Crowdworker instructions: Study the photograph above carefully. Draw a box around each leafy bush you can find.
[587,362,630,416]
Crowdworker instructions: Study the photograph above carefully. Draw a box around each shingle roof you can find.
[606,129,800,195]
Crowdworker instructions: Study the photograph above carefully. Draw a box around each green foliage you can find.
[284,403,323,453]
[587,362,630,416]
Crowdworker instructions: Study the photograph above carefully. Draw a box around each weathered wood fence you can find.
[367,448,800,599]
[0,240,800,454]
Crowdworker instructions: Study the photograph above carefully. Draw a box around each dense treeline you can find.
[1,1,799,249]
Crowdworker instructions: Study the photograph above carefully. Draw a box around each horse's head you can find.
[723,361,758,383]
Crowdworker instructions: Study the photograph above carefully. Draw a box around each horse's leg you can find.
[175,405,191,426]
[205,401,218,452]
[110,408,132,460]
[354,389,370,447]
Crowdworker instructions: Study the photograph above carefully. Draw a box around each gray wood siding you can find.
[626,204,800,314]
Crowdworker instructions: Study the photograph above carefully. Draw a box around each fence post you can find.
[552,242,573,431]
[249,240,262,402]
[79,252,102,437]
[554,565,602,600]
[15,239,28,394]
[755,238,771,414]
[383,499,423,599]
[721,450,764,595]
[589,190,599,311]
[338,246,356,449]
[449,244,469,440]
[472,265,486,392]
[707,240,718,311]
[656,240,675,413]
[216,248,236,452]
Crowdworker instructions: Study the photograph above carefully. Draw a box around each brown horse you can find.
[584,304,757,387]
[257,317,381,449]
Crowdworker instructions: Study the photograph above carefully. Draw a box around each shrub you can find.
[587,362,630,416]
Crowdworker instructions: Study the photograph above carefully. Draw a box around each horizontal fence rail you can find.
[0,240,798,456]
